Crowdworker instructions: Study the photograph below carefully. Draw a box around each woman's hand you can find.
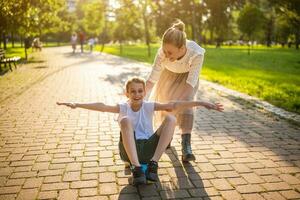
[56,102,77,109]
[202,102,224,112]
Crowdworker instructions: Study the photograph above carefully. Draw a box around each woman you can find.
[146,20,205,162]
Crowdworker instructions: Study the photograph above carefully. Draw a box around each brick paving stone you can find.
[231,163,252,173]
[160,189,190,199]
[242,193,265,200]
[79,188,98,197]
[82,167,105,174]
[71,180,98,189]
[198,163,217,172]
[280,190,300,199]
[66,163,82,171]
[43,176,62,183]
[99,172,116,183]
[0,194,16,200]
[278,167,300,174]
[139,184,159,197]
[227,177,247,186]
[10,172,37,179]
[5,179,25,186]
[99,183,118,195]
[63,171,81,182]
[236,184,265,193]
[241,173,265,184]
[261,191,286,200]
[58,189,78,200]
[32,162,50,171]
[172,177,194,189]
[261,175,282,183]
[214,171,239,178]
[82,173,98,180]
[16,188,39,200]
[38,169,64,177]
[41,183,69,191]
[189,187,219,197]
[23,177,43,188]
[254,168,280,176]
[210,178,233,190]
[279,174,300,185]
[38,191,58,199]
[0,186,21,194]
[215,164,233,171]
[110,194,138,200]
[220,190,243,200]
[262,182,292,191]
[83,162,98,168]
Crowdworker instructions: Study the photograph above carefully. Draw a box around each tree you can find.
[275,15,291,47]
[139,0,153,57]
[80,1,105,37]
[204,0,242,47]
[237,3,265,54]
[113,0,143,54]
[269,0,300,49]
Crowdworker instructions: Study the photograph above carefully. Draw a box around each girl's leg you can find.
[151,114,176,162]
[120,117,140,167]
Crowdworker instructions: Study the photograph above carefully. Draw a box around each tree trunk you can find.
[24,41,28,60]
[191,0,197,42]
[265,16,274,47]
[119,41,122,54]
[2,33,7,50]
[296,30,299,50]
[11,31,15,48]
[20,36,23,48]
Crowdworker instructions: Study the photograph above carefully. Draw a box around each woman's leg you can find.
[178,111,195,162]
[120,117,140,167]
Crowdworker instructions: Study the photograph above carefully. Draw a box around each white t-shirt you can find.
[71,35,77,44]
[88,38,95,46]
[148,40,205,88]
[118,101,155,140]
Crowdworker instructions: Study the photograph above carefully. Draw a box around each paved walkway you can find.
[0,47,299,200]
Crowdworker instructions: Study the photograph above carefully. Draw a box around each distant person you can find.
[71,33,77,53]
[32,37,42,51]
[146,19,206,162]
[79,31,85,53]
[88,37,95,52]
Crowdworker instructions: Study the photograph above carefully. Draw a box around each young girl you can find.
[57,77,223,186]
[146,19,206,162]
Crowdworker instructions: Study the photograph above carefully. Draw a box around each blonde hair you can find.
[162,19,186,48]
[125,77,146,92]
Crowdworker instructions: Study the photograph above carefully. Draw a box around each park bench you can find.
[0,49,21,71]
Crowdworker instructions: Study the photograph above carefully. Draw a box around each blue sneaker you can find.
[131,166,146,186]
[146,160,159,182]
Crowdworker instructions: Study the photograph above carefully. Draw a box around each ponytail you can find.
[162,19,186,48]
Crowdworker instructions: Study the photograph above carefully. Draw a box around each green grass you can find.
[4,46,28,59]
[96,44,300,114]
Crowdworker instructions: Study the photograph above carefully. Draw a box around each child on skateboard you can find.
[57,77,223,185]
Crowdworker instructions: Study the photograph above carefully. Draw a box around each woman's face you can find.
[162,43,186,62]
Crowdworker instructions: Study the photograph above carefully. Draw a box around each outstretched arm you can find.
[56,102,119,113]
[154,101,224,112]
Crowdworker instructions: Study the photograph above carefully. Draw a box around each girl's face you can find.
[126,82,145,104]
[162,43,186,62]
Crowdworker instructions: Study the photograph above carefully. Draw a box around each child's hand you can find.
[56,102,76,109]
[203,102,224,112]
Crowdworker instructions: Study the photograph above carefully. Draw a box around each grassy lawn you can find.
[96,44,300,114]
